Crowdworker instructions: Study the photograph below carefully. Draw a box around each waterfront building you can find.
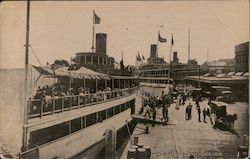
[186,72,248,102]
[201,59,235,74]
[235,41,249,72]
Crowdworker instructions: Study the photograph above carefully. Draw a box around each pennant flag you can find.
[171,34,174,45]
[142,55,145,60]
[158,31,167,43]
[136,54,139,61]
[137,52,142,61]
[93,10,101,24]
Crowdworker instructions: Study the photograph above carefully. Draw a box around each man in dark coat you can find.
[202,108,207,123]
[188,103,192,120]
[197,106,201,122]
[185,105,189,120]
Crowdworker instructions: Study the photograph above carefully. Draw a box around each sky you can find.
[0,1,249,69]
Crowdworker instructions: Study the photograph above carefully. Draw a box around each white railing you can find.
[27,87,138,119]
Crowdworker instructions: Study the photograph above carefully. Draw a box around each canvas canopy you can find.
[32,66,110,79]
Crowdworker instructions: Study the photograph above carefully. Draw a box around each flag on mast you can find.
[171,34,174,45]
[93,10,101,24]
[158,31,167,43]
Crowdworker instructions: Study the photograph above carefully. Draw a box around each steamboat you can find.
[0,2,141,159]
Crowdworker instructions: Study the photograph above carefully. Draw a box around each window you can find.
[29,122,69,148]
[121,104,126,112]
[81,116,86,129]
[107,107,114,118]
[114,105,121,115]
[98,110,107,122]
[71,118,81,133]
[86,113,97,127]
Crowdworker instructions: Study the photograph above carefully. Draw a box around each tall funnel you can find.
[96,33,107,54]
[150,44,157,58]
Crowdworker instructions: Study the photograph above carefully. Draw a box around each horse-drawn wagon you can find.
[210,101,237,130]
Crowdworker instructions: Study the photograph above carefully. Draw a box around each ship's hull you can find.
[21,93,141,159]
[140,82,173,97]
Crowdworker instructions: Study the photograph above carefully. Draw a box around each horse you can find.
[226,114,237,130]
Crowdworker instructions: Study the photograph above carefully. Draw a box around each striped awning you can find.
[32,66,110,79]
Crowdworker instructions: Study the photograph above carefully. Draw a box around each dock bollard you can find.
[137,148,146,159]
[131,145,138,150]
[143,145,151,159]
[137,143,144,148]
[127,148,137,159]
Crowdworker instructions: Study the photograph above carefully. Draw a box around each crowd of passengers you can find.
[29,83,136,115]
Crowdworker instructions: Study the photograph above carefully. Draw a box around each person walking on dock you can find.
[144,104,151,119]
[197,106,201,122]
[202,108,207,123]
[188,103,192,120]
[195,97,199,108]
[207,108,213,125]
[185,105,189,120]
[152,109,156,127]
[161,105,168,122]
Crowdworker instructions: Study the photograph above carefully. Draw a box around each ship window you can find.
[100,57,103,64]
[86,113,97,127]
[114,105,121,115]
[128,102,131,109]
[130,99,135,107]
[93,56,98,64]
[86,56,91,63]
[121,104,126,112]
[130,99,135,114]
[71,118,81,133]
[29,122,69,148]
[82,116,86,129]
[98,110,107,122]
[107,107,114,118]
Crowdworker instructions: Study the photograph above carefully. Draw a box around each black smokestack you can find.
[173,51,179,63]
[150,44,157,58]
[96,33,107,54]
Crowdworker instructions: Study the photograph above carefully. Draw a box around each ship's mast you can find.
[167,34,173,86]
[188,28,190,63]
[91,10,96,53]
[22,0,30,151]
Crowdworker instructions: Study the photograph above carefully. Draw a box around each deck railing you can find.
[27,87,138,119]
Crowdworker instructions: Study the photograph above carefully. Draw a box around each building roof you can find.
[186,75,248,84]
[33,66,110,79]
[235,41,249,53]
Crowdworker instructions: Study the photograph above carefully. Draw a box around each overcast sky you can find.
[0,1,249,69]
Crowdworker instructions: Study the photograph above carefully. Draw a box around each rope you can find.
[125,120,133,144]
[29,45,42,66]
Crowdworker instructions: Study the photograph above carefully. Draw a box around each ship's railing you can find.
[27,87,138,119]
